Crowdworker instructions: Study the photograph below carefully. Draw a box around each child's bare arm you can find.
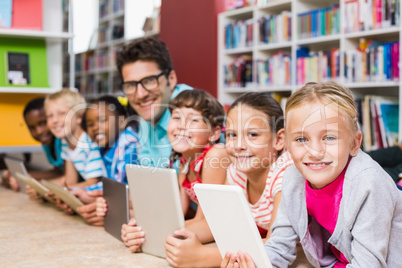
[69,177,100,188]
[165,228,222,267]
[64,160,79,186]
[202,145,231,186]
[28,168,63,180]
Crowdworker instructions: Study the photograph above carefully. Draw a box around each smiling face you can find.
[225,104,285,175]
[85,103,122,149]
[286,101,362,189]
[45,99,80,140]
[167,107,219,158]
[123,60,177,124]
[24,108,53,145]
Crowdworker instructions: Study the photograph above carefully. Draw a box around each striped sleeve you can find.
[83,144,107,179]
[60,139,70,161]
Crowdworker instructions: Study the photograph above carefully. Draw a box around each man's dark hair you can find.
[116,37,174,79]
[23,98,45,117]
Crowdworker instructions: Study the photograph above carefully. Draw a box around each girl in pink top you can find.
[223,82,402,268]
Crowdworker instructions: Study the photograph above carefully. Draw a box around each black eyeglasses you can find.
[122,70,169,95]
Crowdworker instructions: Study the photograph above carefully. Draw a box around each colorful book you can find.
[0,0,12,28]
[12,0,42,30]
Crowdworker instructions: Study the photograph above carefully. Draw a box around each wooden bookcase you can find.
[0,0,73,153]
[218,0,402,146]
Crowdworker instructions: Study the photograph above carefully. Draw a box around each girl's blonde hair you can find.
[285,81,359,132]
[44,88,86,117]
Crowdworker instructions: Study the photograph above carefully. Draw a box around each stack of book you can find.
[225,19,254,49]
[259,11,291,44]
[297,4,340,39]
[296,47,340,85]
[223,55,253,88]
[344,0,400,33]
[344,39,399,83]
[358,95,399,151]
[256,51,291,87]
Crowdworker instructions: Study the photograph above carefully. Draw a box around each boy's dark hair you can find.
[23,98,45,117]
[169,89,225,129]
[167,89,225,168]
[116,37,174,79]
[81,95,127,131]
[227,92,284,133]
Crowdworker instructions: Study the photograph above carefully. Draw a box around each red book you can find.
[376,0,382,28]
[12,0,42,30]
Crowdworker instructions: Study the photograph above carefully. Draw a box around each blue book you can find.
[384,42,392,80]
[311,10,316,38]
[0,0,12,28]
[379,101,399,146]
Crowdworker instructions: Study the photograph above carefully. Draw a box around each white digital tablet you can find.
[15,172,53,202]
[126,164,185,258]
[4,157,28,192]
[102,177,130,242]
[41,179,84,214]
[194,184,272,268]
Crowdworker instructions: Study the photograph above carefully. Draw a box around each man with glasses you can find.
[116,37,192,168]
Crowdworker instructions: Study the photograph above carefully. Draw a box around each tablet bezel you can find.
[126,164,185,258]
[41,179,84,214]
[15,172,53,202]
[194,184,272,268]
[102,177,130,242]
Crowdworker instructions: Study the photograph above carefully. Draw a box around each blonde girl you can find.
[222,81,402,268]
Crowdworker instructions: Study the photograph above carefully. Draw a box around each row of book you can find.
[298,4,340,39]
[76,46,122,73]
[344,0,400,33]
[296,47,340,86]
[357,95,399,151]
[0,0,41,30]
[223,55,254,88]
[113,0,124,13]
[258,11,292,44]
[256,51,292,87]
[77,73,122,95]
[99,0,124,19]
[225,19,253,49]
[98,24,124,45]
[344,39,400,83]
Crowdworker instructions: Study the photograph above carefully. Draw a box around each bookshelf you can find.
[0,0,74,153]
[218,0,402,148]
[74,0,160,97]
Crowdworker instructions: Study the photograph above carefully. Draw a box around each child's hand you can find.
[9,176,20,192]
[165,228,204,267]
[70,188,96,204]
[25,185,42,201]
[46,192,75,215]
[221,252,256,268]
[1,170,11,188]
[96,197,107,217]
[76,201,104,226]
[121,218,144,253]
